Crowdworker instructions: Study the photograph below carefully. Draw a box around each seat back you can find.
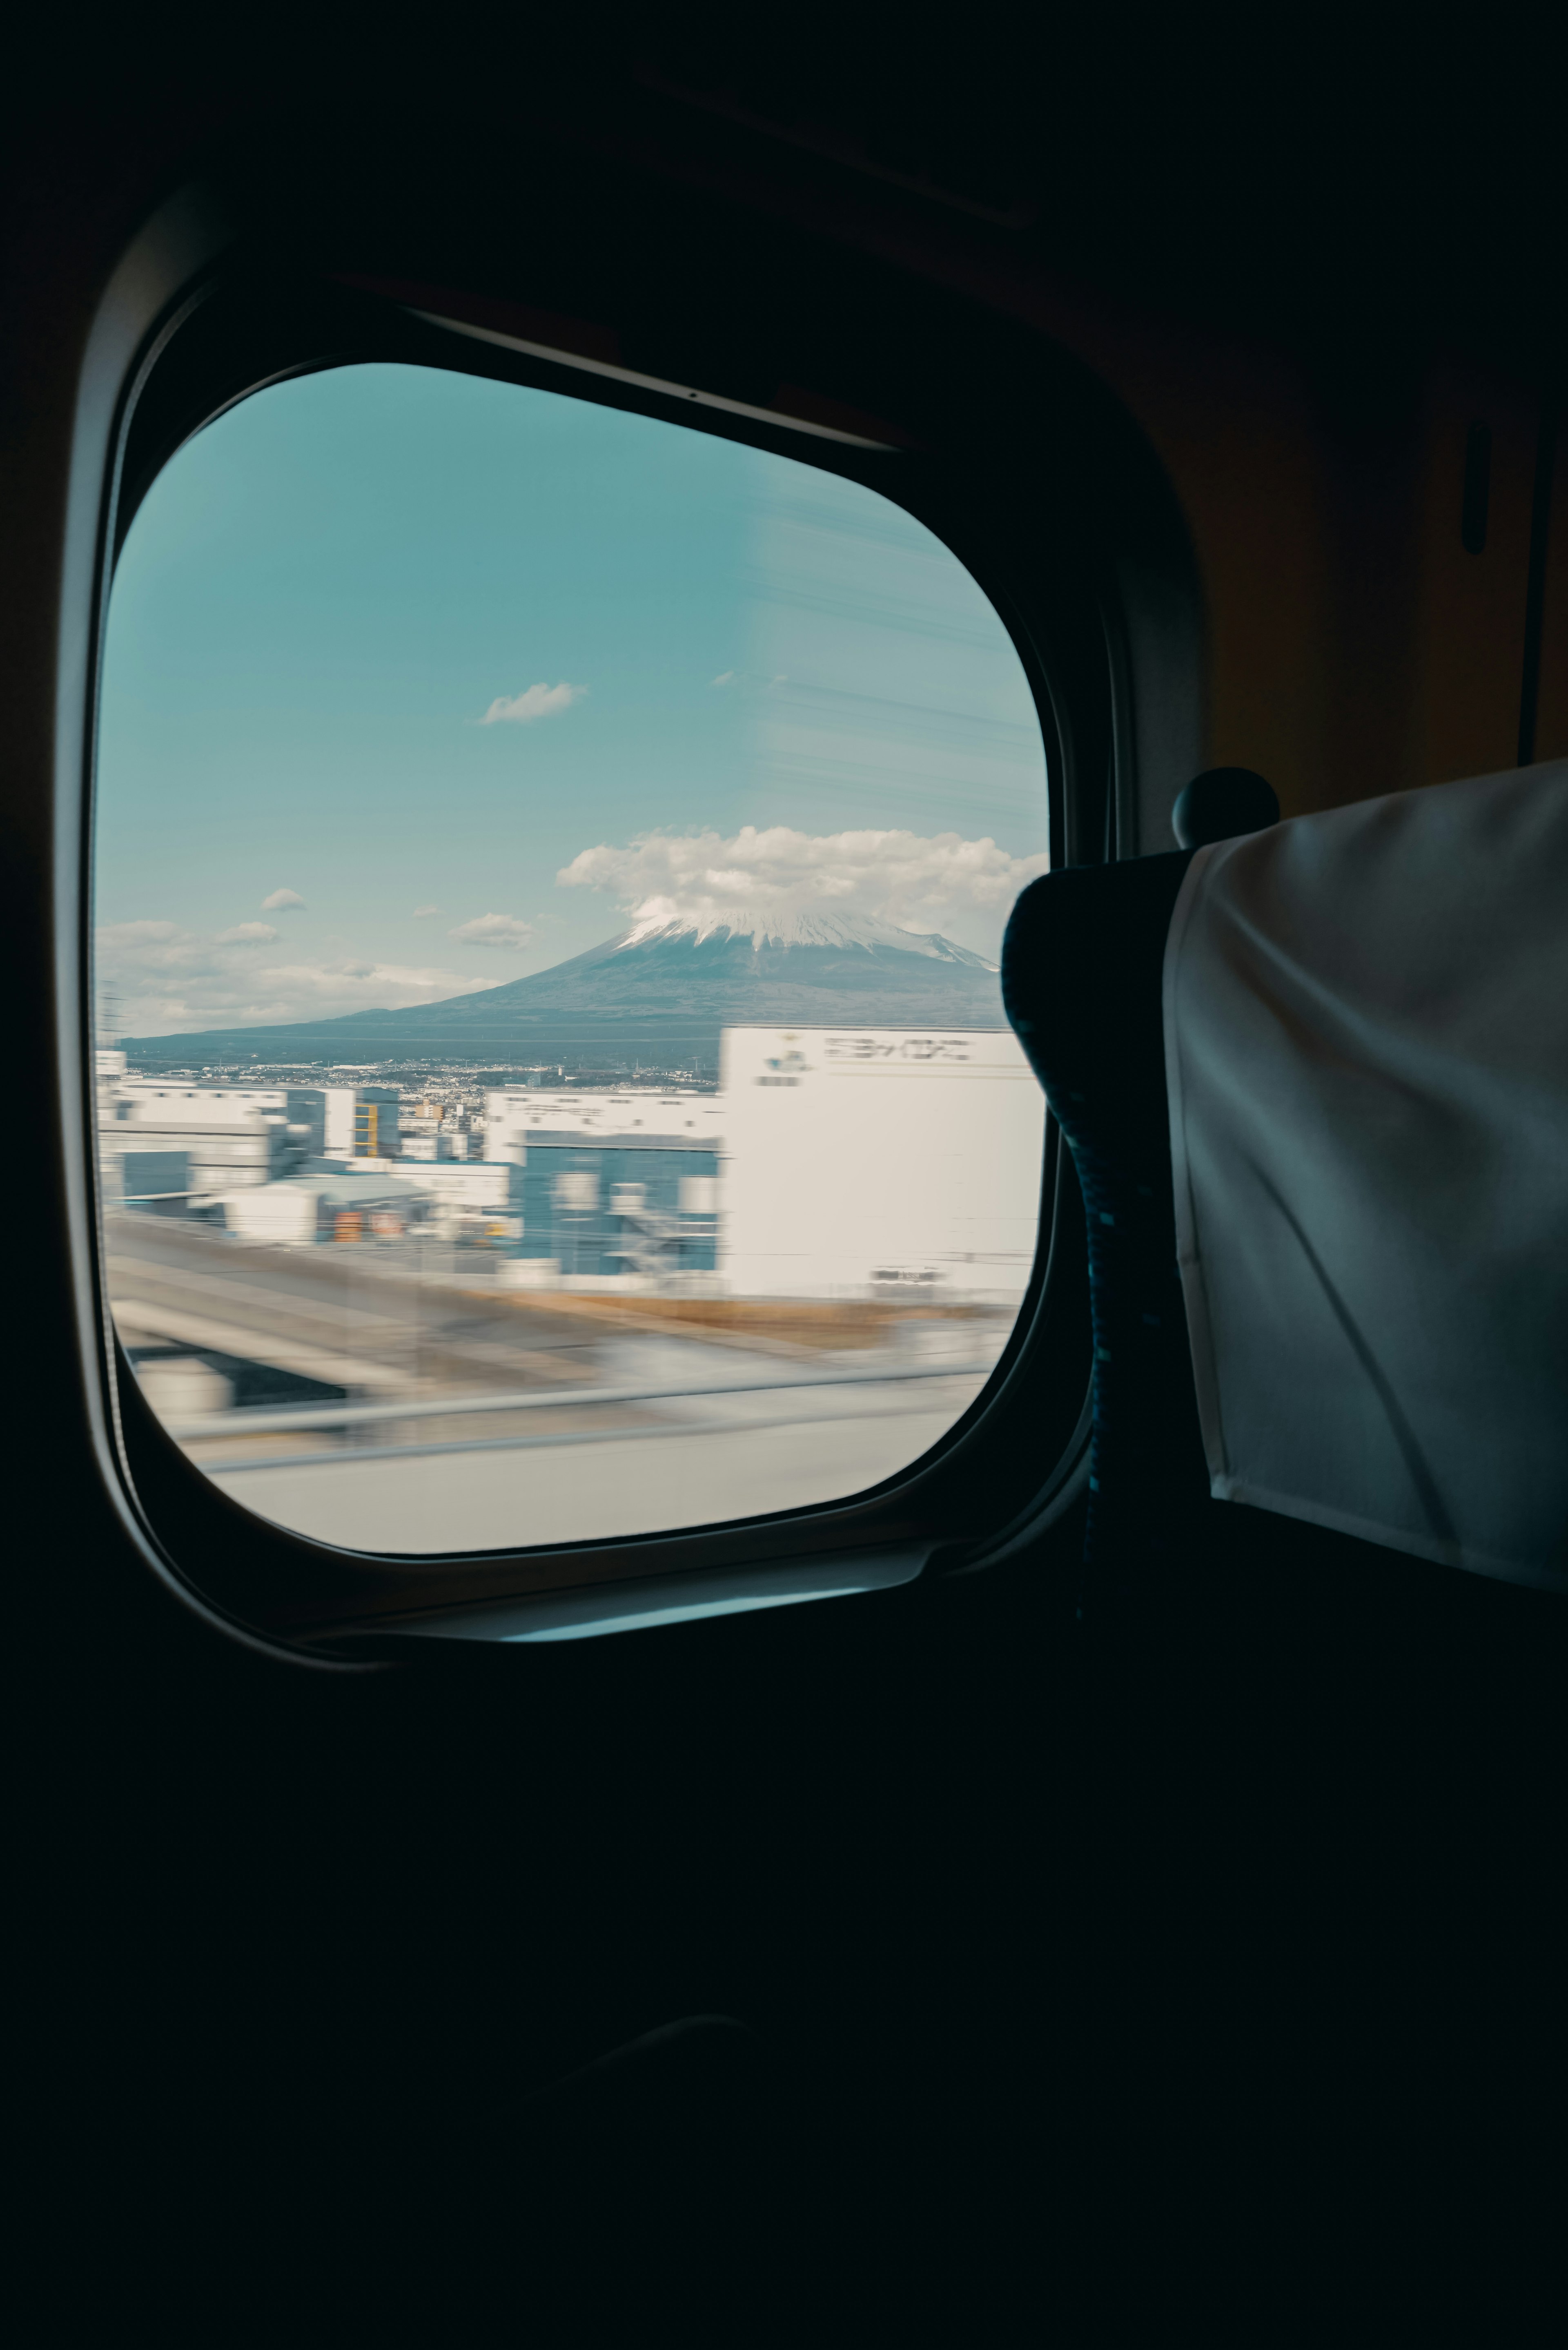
[1002,851,1209,1593]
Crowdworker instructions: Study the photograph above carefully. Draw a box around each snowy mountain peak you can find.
[614,906,998,968]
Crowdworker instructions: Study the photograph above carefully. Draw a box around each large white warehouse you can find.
[719,1026,1045,1304]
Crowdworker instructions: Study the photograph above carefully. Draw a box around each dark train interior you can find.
[7,18,1566,2342]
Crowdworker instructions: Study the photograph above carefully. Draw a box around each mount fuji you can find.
[119,910,1008,1072]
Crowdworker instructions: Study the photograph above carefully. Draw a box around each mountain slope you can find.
[119,914,1009,1069]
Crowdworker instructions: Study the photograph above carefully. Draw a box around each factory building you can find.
[483,1088,724,1159]
[718,1026,1045,1305]
[219,1158,522,1246]
[510,1135,719,1285]
[102,1148,191,1210]
[221,1171,425,1246]
[102,1081,315,1194]
[485,1088,722,1287]
[100,1079,401,1200]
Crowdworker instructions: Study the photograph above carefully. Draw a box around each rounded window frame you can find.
[77,207,1200,1653]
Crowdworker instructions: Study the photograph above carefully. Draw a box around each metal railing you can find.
[161,1355,998,1440]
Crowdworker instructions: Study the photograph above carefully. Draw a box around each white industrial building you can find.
[380,1158,517,1233]
[220,1157,519,1245]
[484,1089,725,1161]
[220,1171,422,1246]
[718,1027,1045,1304]
[102,1081,310,1193]
[98,1077,401,1199]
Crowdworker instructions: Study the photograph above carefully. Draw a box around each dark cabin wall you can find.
[6,33,1566,2337]
[535,100,1558,823]
[1534,408,1568,759]
[1069,333,1552,812]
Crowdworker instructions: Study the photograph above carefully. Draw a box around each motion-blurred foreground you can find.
[101,1025,1043,1553]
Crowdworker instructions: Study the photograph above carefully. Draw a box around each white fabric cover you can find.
[1163,760,1568,1590]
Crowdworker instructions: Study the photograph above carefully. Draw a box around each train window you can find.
[95,362,1049,1556]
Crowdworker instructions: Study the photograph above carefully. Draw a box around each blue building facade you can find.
[517,1134,719,1280]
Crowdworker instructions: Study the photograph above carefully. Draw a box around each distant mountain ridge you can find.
[119,911,1009,1070]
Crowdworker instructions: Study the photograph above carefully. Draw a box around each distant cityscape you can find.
[98,1024,1040,1302]
[98,915,1046,1557]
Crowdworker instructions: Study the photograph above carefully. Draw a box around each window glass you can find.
[95,364,1048,1552]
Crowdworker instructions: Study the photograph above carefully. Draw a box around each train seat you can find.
[1004,760,1568,1599]
[1002,844,1208,1599]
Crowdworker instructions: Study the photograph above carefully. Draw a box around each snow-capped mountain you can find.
[615,907,998,963]
[119,911,1008,1071]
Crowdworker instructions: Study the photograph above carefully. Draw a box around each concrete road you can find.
[203,1374,986,1551]
[107,1211,1007,1552]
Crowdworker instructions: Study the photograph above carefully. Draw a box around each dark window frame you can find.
[73,191,1200,1657]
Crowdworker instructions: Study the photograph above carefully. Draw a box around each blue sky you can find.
[96,362,1049,1035]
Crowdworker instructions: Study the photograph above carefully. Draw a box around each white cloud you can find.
[447,913,535,950]
[710,671,735,687]
[412,903,442,918]
[261,888,306,913]
[97,918,492,1036]
[555,825,1049,948]
[479,681,586,725]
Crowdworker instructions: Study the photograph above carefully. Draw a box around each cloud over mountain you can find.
[556,825,1048,951]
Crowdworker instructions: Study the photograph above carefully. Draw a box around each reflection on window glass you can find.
[95,364,1048,1553]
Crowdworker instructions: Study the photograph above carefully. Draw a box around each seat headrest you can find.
[1172,767,1279,848]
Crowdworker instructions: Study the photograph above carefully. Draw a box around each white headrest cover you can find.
[1165,760,1568,1587]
